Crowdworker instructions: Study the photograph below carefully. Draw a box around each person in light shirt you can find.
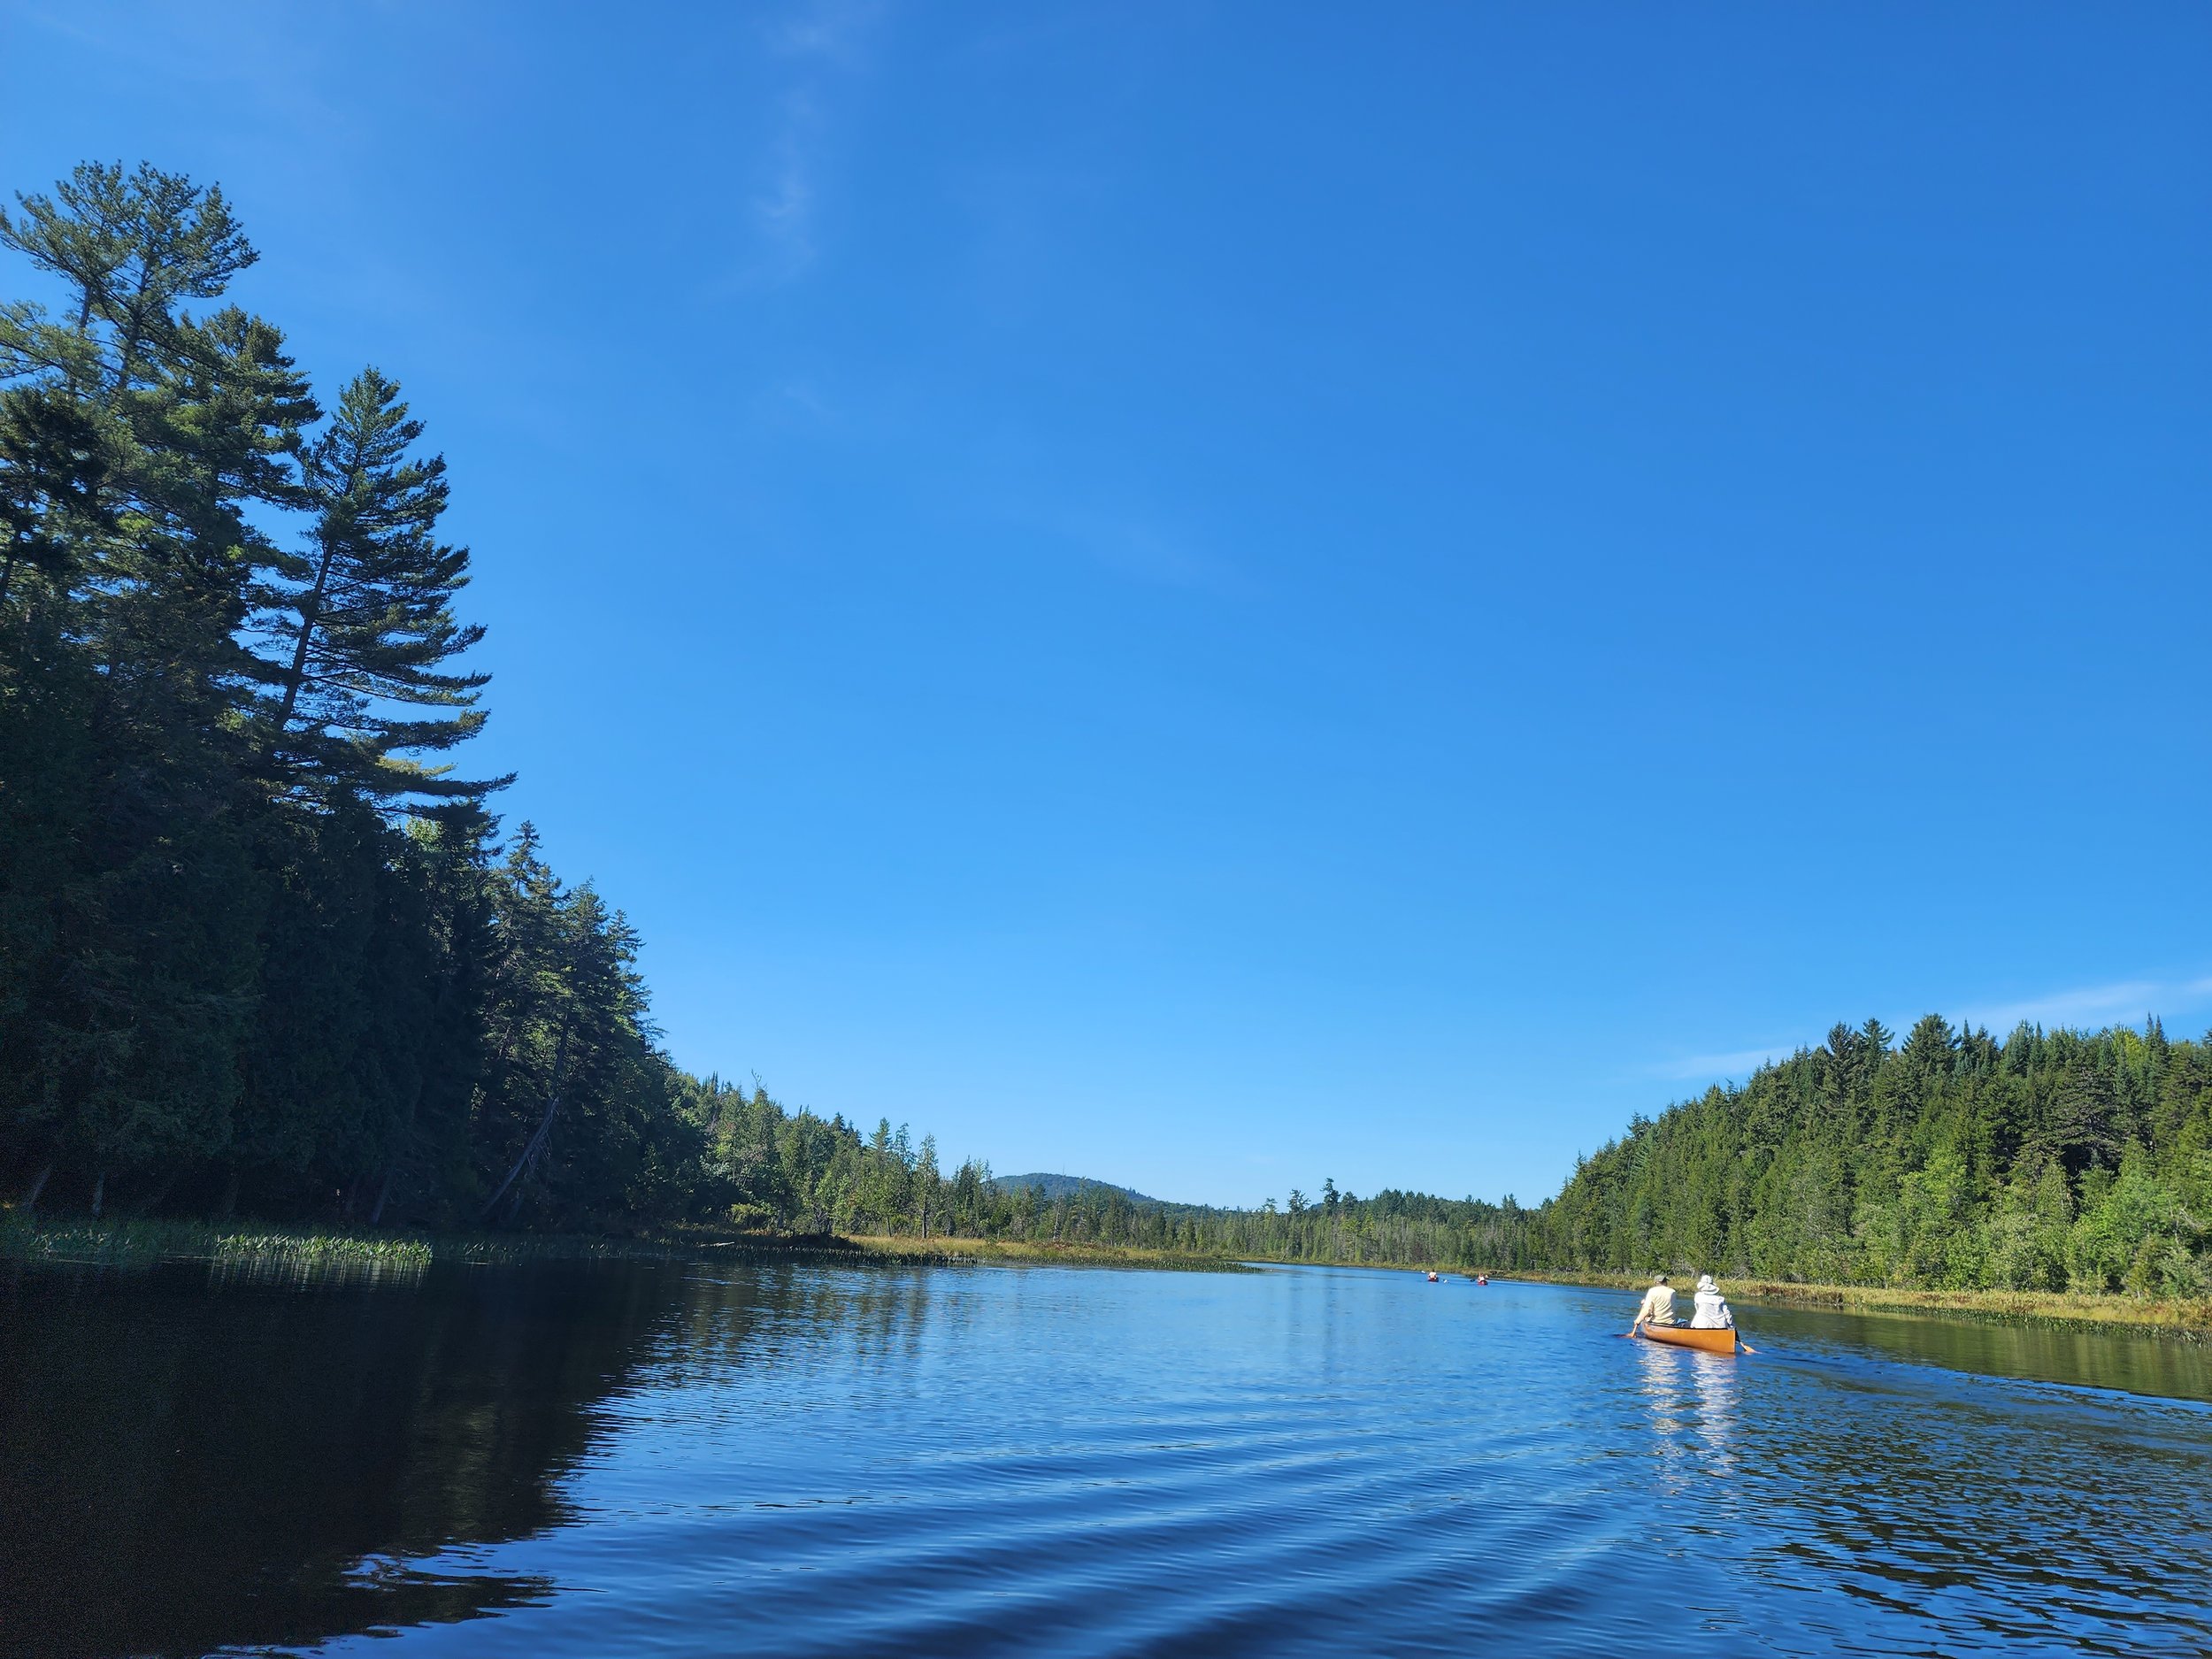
[1627,1273,1677,1335]
[1688,1273,1734,1330]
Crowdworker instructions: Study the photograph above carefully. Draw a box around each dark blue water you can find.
[4,1261,2209,1657]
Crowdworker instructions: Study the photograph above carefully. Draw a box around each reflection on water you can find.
[198,1252,429,1293]
[1631,1336,1742,1502]
[1740,1294,2212,1402]
[1617,1292,2212,1655]
[4,1262,2210,1658]
[1686,1344,1740,1469]
[0,1260,690,1657]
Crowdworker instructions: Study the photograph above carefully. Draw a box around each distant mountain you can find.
[993,1172,1170,1208]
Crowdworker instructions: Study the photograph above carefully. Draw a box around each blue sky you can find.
[7,3,2208,1206]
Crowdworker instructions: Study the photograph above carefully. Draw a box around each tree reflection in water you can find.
[0,1259,698,1658]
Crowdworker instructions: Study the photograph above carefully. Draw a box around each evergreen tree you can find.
[0,164,311,1213]
[258,367,505,806]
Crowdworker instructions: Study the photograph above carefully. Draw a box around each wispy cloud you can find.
[1649,972,2212,1087]
[748,1,881,280]
[1956,974,2212,1033]
[1647,1044,1807,1082]
[754,376,837,427]
[774,0,881,61]
[755,89,823,273]
[1051,511,1247,595]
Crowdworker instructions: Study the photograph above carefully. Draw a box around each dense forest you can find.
[0,162,709,1230]
[4,164,2208,1300]
[607,1018,2212,1299]
[1136,1018,2212,1296]
[1541,1017,2212,1298]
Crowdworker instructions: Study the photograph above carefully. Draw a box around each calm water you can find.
[4,1261,2209,1658]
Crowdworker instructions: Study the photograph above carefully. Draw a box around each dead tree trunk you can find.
[480,1021,571,1223]
[368,1165,397,1227]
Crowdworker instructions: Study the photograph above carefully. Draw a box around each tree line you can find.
[0,161,1218,1245]
[1540,1016,2212,1298]
[685,1014,2212,1294]
[1018,1014,2212,1294]
[0,162,715,1230]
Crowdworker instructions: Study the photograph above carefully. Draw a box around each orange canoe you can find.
[1639,1325,1740,1356]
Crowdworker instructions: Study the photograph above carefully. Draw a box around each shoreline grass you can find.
[838,1234,1254,1271]
[0,1213,434,1280]
[22,1211,2195,1325]
[0,1212,719,1278]
[1523,1266,2212,1337]
[0,1211,1251,1278]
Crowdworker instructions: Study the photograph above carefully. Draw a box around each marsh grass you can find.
[0,1212,1250,1282]
[1532,1267,2212,1337]
[841,1234,1254,1271]
[0,1213,433,1284]
[0,1213,710,1283]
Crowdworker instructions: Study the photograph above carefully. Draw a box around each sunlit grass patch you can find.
[841,1234,1255,1271]
[0,1213,433,1283]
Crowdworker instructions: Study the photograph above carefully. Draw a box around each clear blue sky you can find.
[7,3,2208,1207]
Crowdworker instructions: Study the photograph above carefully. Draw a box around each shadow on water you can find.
[0,1257,698,1659]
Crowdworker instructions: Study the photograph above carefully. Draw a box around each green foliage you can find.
[0,163,695,1232]
[258,366,503,804]
[1540,1016,2212,1298]
[0,1210,432,1278]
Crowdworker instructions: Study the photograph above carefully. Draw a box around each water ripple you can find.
[283,1267,2212,1657]
[12,1260,2208,1658]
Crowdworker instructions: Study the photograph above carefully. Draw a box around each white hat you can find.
[1696,1273,1717,1293]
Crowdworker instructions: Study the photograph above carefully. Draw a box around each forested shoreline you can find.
[997,1012,2212,1304]
[0,163,704,1231]
[1542,1018,2212,1299]
[741,1002,2212,1302]
[0,162,1040,1241]
[4,164,2208,1305]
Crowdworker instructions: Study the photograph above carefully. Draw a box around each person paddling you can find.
[1626,1273,1678,1335]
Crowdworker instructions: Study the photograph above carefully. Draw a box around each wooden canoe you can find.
[1639,1324,1740,1356]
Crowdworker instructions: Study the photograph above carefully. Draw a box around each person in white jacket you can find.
[1688,1273,1733,1330]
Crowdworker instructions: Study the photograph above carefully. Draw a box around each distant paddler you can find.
[1425,1270,1440,1282]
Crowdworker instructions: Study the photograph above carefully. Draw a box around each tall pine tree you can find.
[259,367,505,807]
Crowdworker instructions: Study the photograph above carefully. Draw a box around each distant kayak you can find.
[1639,1325,1740,1356]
